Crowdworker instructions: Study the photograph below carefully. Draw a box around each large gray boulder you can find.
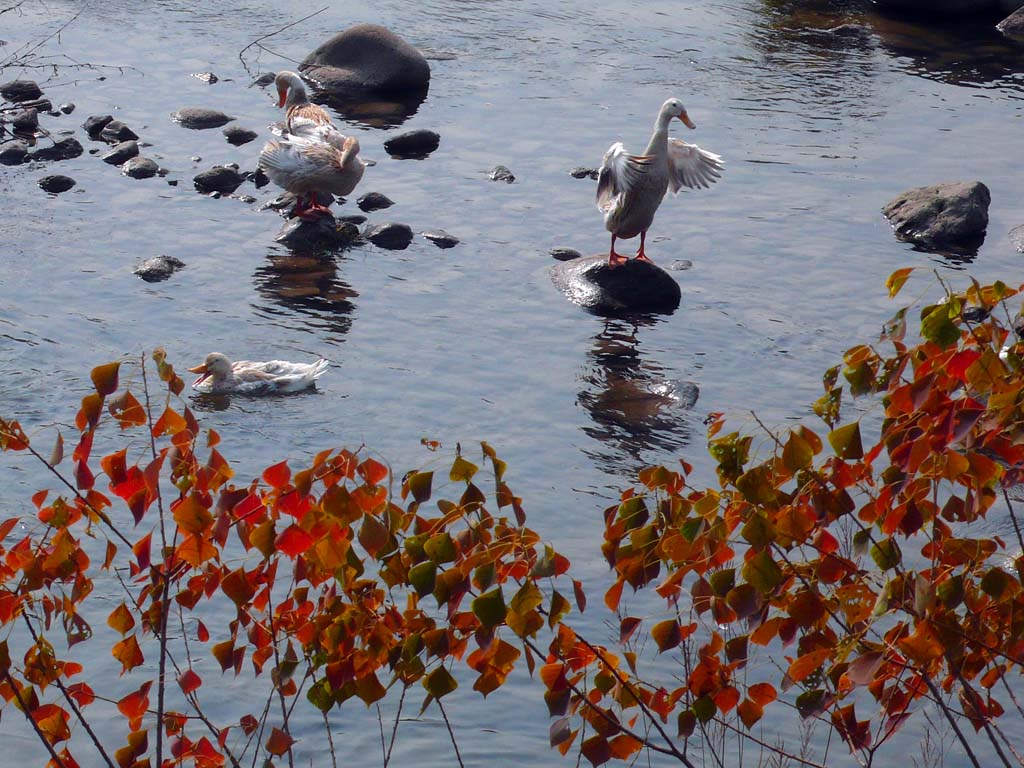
[275,217,360,251]
[299,24,430,95]
[882,181,990,250]
[997,7,1024,39]
[551,256,682,314]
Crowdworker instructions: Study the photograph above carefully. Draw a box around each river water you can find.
[2,0,1023,765]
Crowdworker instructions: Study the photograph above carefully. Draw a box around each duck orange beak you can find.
[679,112,696,129]
[277,89,287,108]
[188,363,210,387]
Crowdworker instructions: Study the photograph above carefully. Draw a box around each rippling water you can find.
[2,0,1024,764]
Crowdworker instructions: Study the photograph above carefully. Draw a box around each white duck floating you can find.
[189,352,329,394]
[597,98,724,267]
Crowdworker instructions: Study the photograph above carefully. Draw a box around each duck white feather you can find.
[189,352,329,394]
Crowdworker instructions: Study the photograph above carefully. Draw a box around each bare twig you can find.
[1,667,69,768]
[237,6,328,76]
[437,697,465,768]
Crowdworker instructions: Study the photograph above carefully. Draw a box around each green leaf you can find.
[424,666,458,699]
[981,567,1016,601]
[449,455,478,483]
[409,561,437,597]
[782,432,813,472]
[510,581,543,615]
[921,303,960,348]
[307,679,334,712]
[472,587,506,628]
[693,696,716,723]
[828,423,863,460]
[651,619,681,652]
[709,568,735,597]
[736,465,777,504]
[424,533,456,564]
[886,267,913,298]
[740,514,774,548]
[742,551,783,593]
[406,471,433,503]
[870,539,901,571]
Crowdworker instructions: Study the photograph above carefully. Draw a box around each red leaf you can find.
[66,682,95,707]
[275,524,314,557]
[196,620,209,643]
[91,362,121,397]
[133,532,152,571]
[117,681,152,731]
[619,617,642,644]
[357,457,388,486]
[573,579,587,613]
[265,727,295,757]
[111,635,144,674]
[262,460,291,490]
[178,669,202,695]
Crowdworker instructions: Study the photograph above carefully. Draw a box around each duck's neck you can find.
[643,109,674,156]
[285,77,309,107]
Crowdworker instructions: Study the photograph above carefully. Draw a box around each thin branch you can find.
[436,697,465,768]
[2,667,69,767]
[383,683,406,767]
[237,6,327,76]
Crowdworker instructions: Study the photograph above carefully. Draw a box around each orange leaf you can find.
[178,669,202,695]
[91,362,120,396]
[265,727,295,757]
[713,685,740,713]
[107,603,136,636]
[275,524,314,557]
[172,494,213,534]
[737,698,763,728]
[357,457,388,486]
[788,648,832,684]
[117,681,152,731]
[262,460,291,490]
[604,578,624,612]
[748,682,777,706]
[111,635,144,674]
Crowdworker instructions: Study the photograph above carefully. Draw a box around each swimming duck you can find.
[188,352,329,394]
[258,132,365,219]
[596,98,723,267]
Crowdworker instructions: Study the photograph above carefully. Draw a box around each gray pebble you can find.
[193,165,244,193]
[422,230,459,249]
[357,191,394,212]
[191,72,218,84]
[83,114,113,139]
[38,174,75,193]
[101,140,139,165]
[383,129,441,158]
[123,156,160,179]
[337,214,367,225]
[489,165,515,183]
[0,79,42,102]
[550,247,582,261]
[668,259,693,271]
[0,139,29,165]
[223,125,258,146]
[134,255,185,282]
[59,103,75,115]
[251,72,276,87]
[570,167,599,180]
[30,137,83,161]
[364,222,414,250]
[172,107,234,129]
[100,120,138,143]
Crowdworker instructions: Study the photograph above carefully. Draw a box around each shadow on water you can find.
[576,314,699,476]
[252,247,358,339]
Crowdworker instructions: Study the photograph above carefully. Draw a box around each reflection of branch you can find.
[238,6,328,76]
[0,8,83,69]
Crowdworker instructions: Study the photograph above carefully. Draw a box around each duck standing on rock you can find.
[596,98,723,267]
[189,352,329,394]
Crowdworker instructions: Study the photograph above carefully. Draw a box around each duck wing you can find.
[596,142,653,213]
[666,139,723,194]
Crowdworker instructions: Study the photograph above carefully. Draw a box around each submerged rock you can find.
[422,230,459,248]
[489,165,515,183]
[123,156,160,179]
[383,129,440,158]
[550,247,582,261]
[59,103,75,115]
[1010,225,1024,254]
[101,140,139,165]
[38,174,75,193]
[11,108,38,134]
[191,72,218,84]
[194,165,244,193]
[357,191,394,211]
[551,255,682,314]
[299,24,430,94]
[337,214,367,225]
[570,167,599,180]
[100,120,138,143]
[83,114,113,139]
[0,79,42,102]
[134,255,185,282]
[30,137,83,161]
[874,0,1000,13]
[364,222,413,249]
[172,107,234,129]
[882,181,990,250]
[275,216,360,251]
[223,125,258,145]
[0,139,29,165]
[251,72,276,87]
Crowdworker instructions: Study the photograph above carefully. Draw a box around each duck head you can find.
[274,71,308,109]
[189,352,233,388]
[661,98,695,129]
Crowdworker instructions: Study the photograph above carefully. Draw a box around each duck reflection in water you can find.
[577,315,699,475]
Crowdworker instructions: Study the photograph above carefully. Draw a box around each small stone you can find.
[383,129,440,158]
[191,72,218,84]
[337,214,367,225]
[171,107,234,129]
[190,156,202,163]
[422,230,459,249]
[488,165,515,183]
[550,247,582,261]
[167,179,179,186]
[0,79,42,102]
[30,137,83,161]
[59,103,75,115]
[223,125,258,145]
[364,222,414,250]
[570,167,599,180]
[11,108,38,134]
[100,120,138,143]
[38,174,75,193]
[101,140,139,164]
[275,217,360,250]
[1010,225,1024,254]
[357,191,394,212]
[668,259,692,271]
[123,156,159,179]
[251,72,276,87]
[194,165,244,193]
[233,194,257,204]
[0,139,29,165]
[83,114,113,138]
[251,167,269,188]
[134,255,185,282]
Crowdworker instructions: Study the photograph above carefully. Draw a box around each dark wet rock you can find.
[59,103,75,115]
[997,7,1024,40]
[825,24,875,41]
[364,221,414,249]
[100,120,138,143]
[134,255,185,282]
[260,190,333,216]
[167,179,178,186]
[38,174,75,193]
[193,165,244,194]
[275,216,360,251]
[251,72,276,87]
[551,255,682,314]
[669,259,693,271]
[357,191,394,212]
[0,79,42,103]
[551,247,582,261]
[0,139,29,165]
[882,181,990,249]
[191,72,218,84]
[223,125,258,145]
[570,167,599,180]
[422,230,459,248]
[338,214,367,225]
[101,140,139,165]
[489,165,515,183]
[383,129,440,158]
[123,156,159,179]
[83,114,113,139]
[30,137,83,161]
[251,167,269,188]
[1010,225,1024,254]
[172,107,234,129]
[11,108,38,134]
[874,0,1001,13]
[299,24,430,95]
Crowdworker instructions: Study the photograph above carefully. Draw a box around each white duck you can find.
[259,132,365,219]
[274,71,334,135]
[596,98,723,267]
[188,352,329,394]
